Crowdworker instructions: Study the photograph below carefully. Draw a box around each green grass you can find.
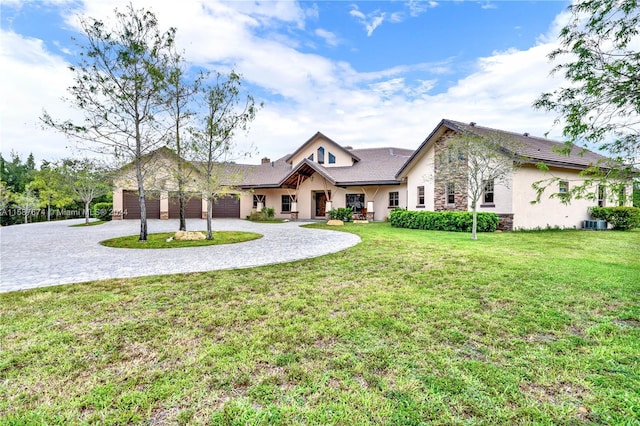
[100,231,262,249]
[1,224,638,424]
[69,220,108,227]
[247,218,287,223]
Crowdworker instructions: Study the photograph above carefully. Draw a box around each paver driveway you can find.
[0,219,360,293]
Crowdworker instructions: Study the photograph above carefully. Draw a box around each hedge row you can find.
[590,206,640,230]
[389,209,499,232]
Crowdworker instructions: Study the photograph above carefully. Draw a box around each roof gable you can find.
[285,132,361,166]
[397,119,612,178]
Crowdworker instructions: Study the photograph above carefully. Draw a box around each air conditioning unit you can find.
[582,220,607,230]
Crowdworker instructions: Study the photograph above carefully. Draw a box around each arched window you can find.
[317,147,325,164]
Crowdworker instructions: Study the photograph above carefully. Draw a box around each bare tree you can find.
[435,131,522,240]
[190,71,260,240]
[42,4,177,241]
[165,55,206,231]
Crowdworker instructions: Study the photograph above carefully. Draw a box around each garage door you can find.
[122,190,160,219]
[212,195,240,218]
[169,193,202,219]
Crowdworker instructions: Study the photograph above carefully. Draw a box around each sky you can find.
[0,0,574,165]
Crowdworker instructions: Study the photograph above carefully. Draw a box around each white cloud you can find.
[407,0,438,17]
[315,28,339,47]
[1,0,572,165]
[481,2,498,10]
[0,30,80,161]
[349,5,386,37]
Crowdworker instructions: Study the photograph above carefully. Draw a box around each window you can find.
[346,194,365,213]
[483,179,494,204]
[597,185,605,207]
[558,180,569,193]
[308,154,314,161]
[417,186,425,205]
[253,195,266,208]
[328,153,336,164]
[389,191,399,207]
[317,146,325,164]
[281,195,291,212]
[448,148,464,163]
[446,183,455,204]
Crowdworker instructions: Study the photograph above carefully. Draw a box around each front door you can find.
[315,192,328,217]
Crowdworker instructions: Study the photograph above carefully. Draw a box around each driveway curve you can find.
[0,219,361,293]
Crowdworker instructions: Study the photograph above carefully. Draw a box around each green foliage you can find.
[1,152,36,193]
[248,207,277,222]
[534,0,639,161]
[328,207,353,222]
[93,202,113,221]
[590,206,640,230]
[28,162,75,209]
[389,209,499,232]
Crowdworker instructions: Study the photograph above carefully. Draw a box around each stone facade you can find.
[497,213,514,231]
[433,130,468,212]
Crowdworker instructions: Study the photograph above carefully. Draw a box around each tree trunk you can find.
[136,153,147,241]
[139,191,148,241]
[178,176,186,231]
[471,201,478,241]
[85,201,90,225]
[179,192,186,231]
[206,197,213,240]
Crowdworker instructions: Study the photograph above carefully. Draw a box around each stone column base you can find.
[497,214,514,231]
[291,211,299,221]
[366,211,375,221]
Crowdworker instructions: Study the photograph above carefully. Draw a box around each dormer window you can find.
[328,153,336,164]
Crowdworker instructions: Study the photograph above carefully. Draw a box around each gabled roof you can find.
[397,118,612,178]
[239,147,413,188]
[284,131,361,164]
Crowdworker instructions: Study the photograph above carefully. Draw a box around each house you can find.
[396,119,632,230]
[112,119,632,229]
[112,132,413,222]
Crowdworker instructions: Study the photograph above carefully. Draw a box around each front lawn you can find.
[1,224,638,424]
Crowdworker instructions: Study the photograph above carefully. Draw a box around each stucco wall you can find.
[473,171,514,216]
[247,176,405,221]
[288,137,355,168]
[404,145,435,211]
[512,165,596,229]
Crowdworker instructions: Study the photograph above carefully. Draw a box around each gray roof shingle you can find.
[444,119,611,168]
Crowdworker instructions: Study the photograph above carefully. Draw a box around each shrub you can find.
[248,207,276,222]
[389,209,499,232]
[328,207,353,222]
[263,207,275,219]
[590,206,640,230]
[247,207,276,222]
[93,202,112,221]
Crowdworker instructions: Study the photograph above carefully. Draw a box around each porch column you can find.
[112,189,124,220]
[325,200,333,219]
[160,191,169,219]
[366,200,375,221]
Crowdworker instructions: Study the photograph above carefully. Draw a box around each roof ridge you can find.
[444,118,561,146]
